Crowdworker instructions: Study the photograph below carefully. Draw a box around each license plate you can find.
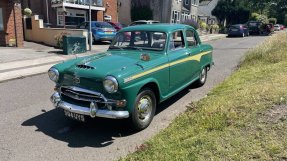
[105,32,113,34]
[64,110,85,122]
[231,29,238,31]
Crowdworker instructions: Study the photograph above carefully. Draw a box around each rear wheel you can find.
[195,67,207,87]
[130,88,156,131]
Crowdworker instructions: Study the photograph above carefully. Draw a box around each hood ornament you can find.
[140,53,150,61]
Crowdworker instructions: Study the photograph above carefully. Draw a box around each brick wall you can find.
[97,0,118,22]
[0,0,24,47]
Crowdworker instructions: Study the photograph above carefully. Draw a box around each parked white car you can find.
[274,24,281,31]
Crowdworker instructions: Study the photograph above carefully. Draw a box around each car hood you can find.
[60,51,163,81]
[53,50,166,91]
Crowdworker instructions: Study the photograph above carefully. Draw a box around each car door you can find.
[185,29,201,80]
[168,30,192,92]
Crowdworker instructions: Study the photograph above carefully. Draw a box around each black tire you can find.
[195,67,207,87]
[130,88,156,131]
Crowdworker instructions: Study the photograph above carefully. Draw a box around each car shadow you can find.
[21,83,201,148]
[22,108,134,148]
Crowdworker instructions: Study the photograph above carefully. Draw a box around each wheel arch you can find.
[139,82,160,105]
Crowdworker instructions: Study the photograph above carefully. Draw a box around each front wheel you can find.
[130,88,156,131]
[195,67,207,87]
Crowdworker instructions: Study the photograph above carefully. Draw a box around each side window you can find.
[186,30,198,47]
[169,31,185,50]
[79,22,86,29]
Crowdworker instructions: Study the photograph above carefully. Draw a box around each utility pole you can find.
[46,0,49,24]
[89,0,92,51]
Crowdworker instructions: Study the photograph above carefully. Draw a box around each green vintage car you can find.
[49,24,213,130]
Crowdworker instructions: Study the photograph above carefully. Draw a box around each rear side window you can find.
[95,22,113,28]
[186,30,198,47]
[169,31,185,50]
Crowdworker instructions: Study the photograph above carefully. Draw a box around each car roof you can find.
[120,23,193,32]
[133,20,160,23]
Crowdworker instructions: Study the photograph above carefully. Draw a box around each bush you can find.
[199,21,207,30]
[23,8,32,16]
[268,18,277,24]
[250,12,268,24]
[250,12,260,21]
[182,19,199,30]
[211,24,219,30]
[54,32,71,49]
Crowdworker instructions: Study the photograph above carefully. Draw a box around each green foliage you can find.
[212,0,250,25]
[249,12,268,24]
[131,6,153,21]
[121,32,287,161]
[268,18,277,24]
[54,32,71,49]
[211,24,219,30]
[250,12,260,21]
[23,8,32,16]
[199,21,207,30]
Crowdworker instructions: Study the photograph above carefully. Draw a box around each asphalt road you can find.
[0,36,266,161]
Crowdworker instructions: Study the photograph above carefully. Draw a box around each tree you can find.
[130,0,153,21]
[212,0,250,26]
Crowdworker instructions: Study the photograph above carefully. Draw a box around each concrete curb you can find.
[0,35,226,83]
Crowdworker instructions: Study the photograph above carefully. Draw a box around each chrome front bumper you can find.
[50,92,129,119]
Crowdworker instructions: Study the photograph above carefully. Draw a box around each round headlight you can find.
[103,76,118,93]
[48,68,59,82]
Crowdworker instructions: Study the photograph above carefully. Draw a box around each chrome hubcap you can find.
[200,68,206,83]
[137,95,152,122]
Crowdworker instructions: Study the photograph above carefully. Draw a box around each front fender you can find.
[121,78,160,112]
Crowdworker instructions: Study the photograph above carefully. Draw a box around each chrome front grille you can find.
[60,86,107,103]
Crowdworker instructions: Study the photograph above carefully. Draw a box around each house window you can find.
[185,0,189,5]
[0,8,3,31]
[181,12,190,22]
[192,0,199,6]
[172,10,180,23]
[57,8,86,26]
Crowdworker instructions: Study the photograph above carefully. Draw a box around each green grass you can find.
[121,32,287,161]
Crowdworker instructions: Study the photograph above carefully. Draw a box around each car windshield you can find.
[109,31,167,51]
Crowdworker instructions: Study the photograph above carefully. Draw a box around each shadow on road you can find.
[21,83,200,148]
[22,108,134,148]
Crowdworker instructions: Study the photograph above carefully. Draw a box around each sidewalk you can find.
[0,34,226,83]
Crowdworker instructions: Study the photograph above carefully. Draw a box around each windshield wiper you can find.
[126,46,143,51]
[109,46,124,50]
